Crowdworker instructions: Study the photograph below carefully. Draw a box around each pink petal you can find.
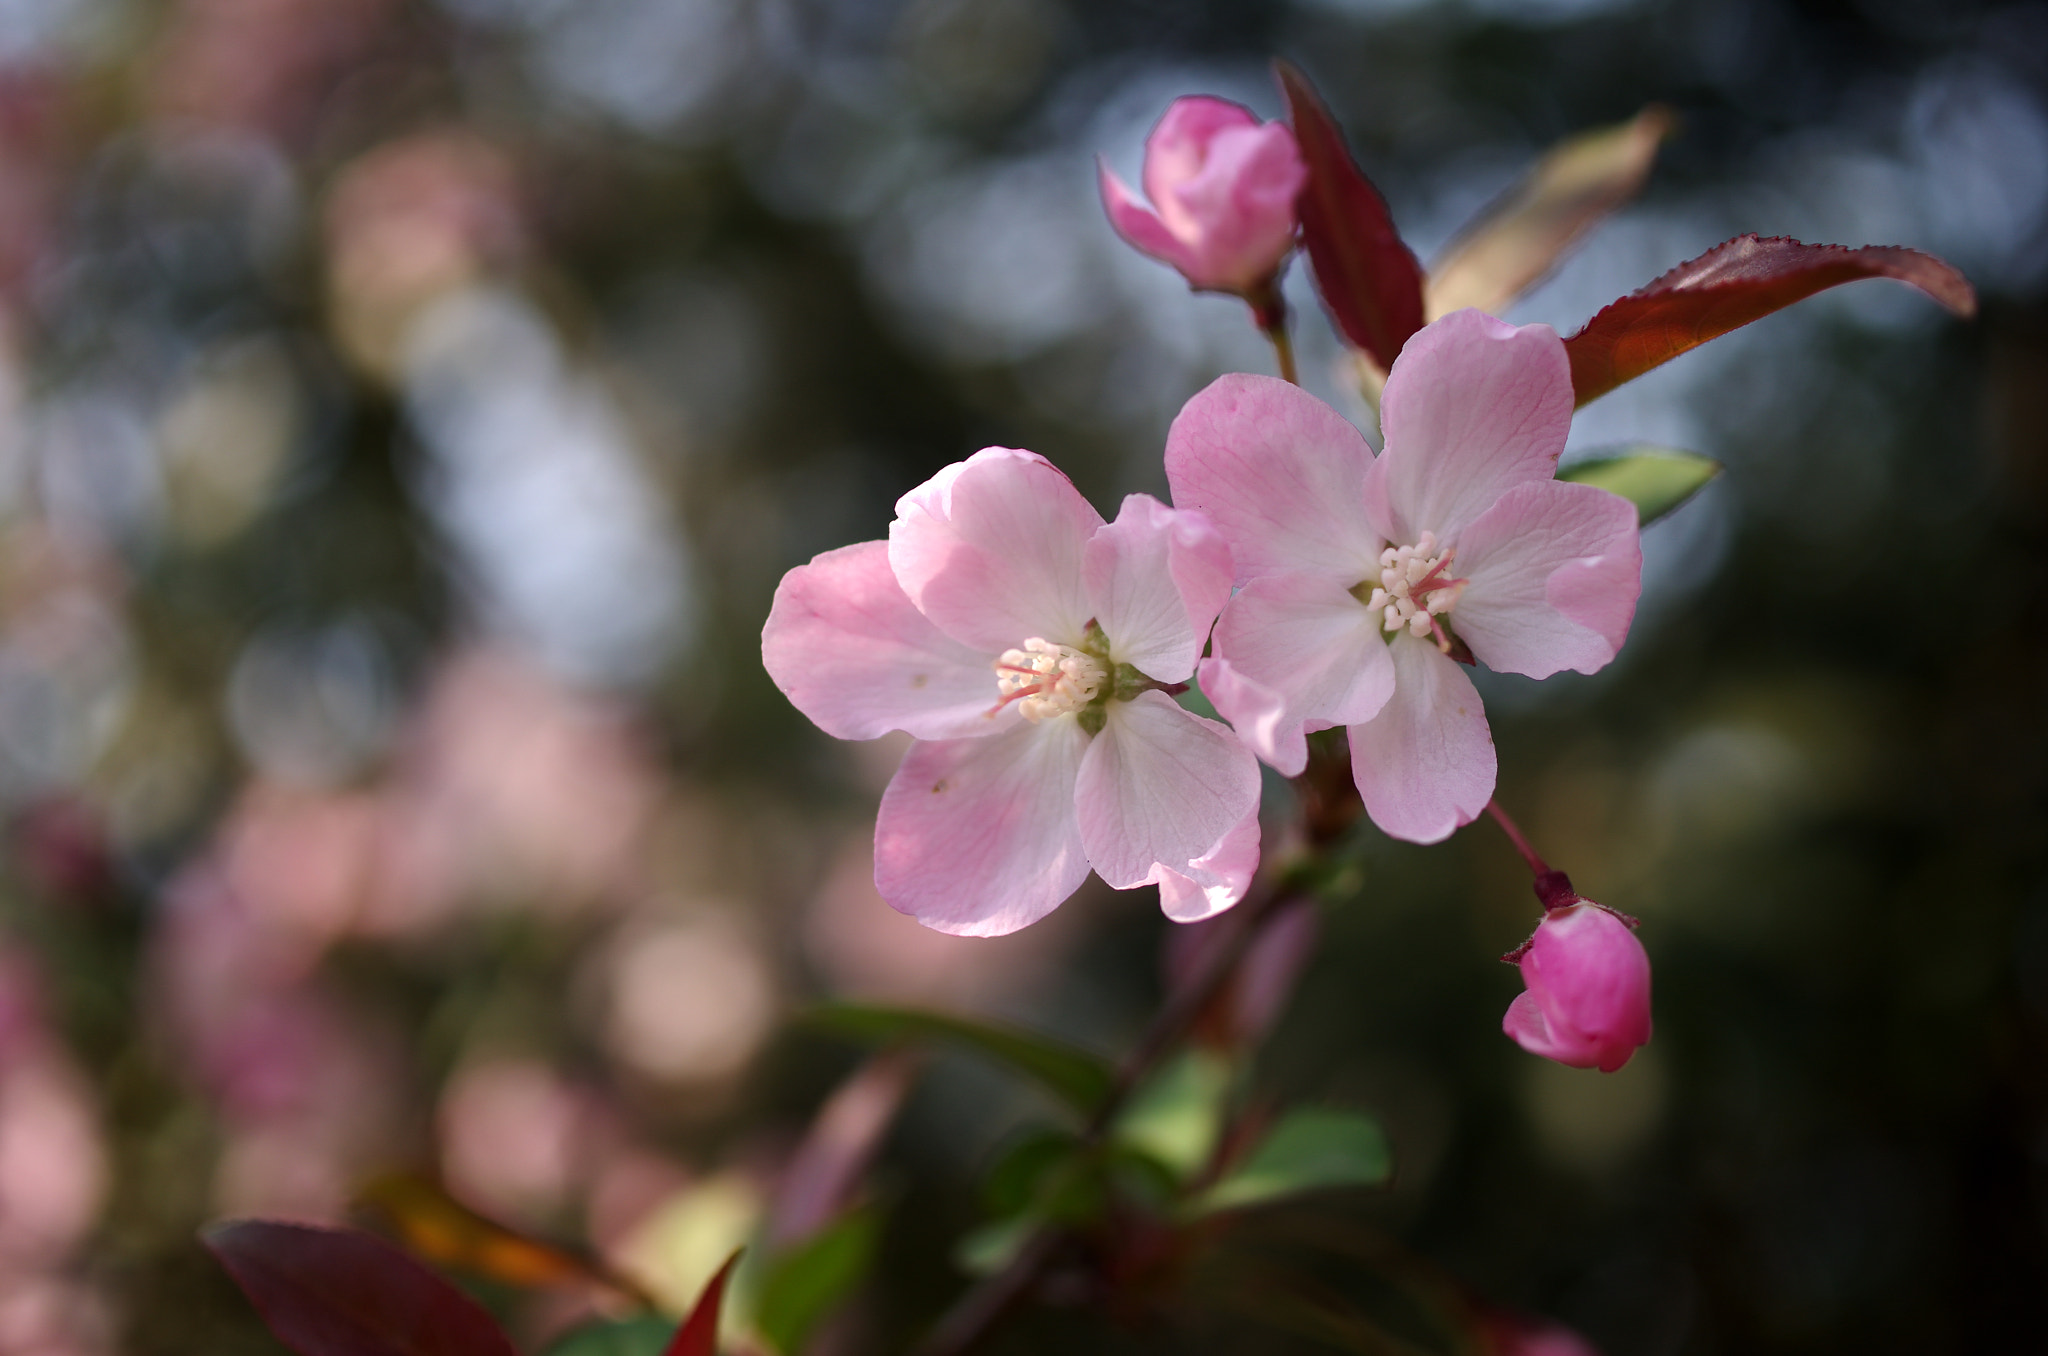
[1083,494,1233,684]
[1164,374,1383,585]
[763,540,1009,741]
[1200,572,1395,776]
[1367,309,1573,543]
[1155,802,1262,924]
[1346,632,1495,844]
[1075,691,1263,900]
[874,721,1091,937]
[1166,121,1307,293]
[1452,480,1642,678]
[1141,96,1263,235]
[1098,160,1200,277]
[889,448,1105,655]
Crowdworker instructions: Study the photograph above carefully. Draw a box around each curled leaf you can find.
[1276,60,1426,371]
[1427,105,1674,320]
[203,1219,518,1356]
[1566,234,1977,405]
[1557,447,1721,526]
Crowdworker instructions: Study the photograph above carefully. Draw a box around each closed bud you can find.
[1502,901,1651,1073]
[1098,96,1306,304]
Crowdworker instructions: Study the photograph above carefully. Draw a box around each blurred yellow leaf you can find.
[1425,106,1674,321]
[357,1172,648,1301]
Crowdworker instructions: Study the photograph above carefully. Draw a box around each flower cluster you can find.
[766,83,1970,1079]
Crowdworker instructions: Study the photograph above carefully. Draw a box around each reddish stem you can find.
[1484,799,1577,911]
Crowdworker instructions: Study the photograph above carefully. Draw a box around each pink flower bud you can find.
[1502,902,1651,1073]
[1098,96,1307,299]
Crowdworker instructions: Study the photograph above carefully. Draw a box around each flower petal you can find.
[874,720,1091,937]
[1367,309,1573,543]
[1076,691,1263,904]
[1164,374,1382,585]
[1347,632,1495,844]
[889,448,1105,654]
[1452,480,1642,678]
[1156,802,1262,924]
[1084,495,1233,683]
[763,540,1009,740]
[1098,160,1199,277]
[1200,572,1395,776]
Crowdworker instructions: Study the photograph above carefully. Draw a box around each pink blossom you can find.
[763,448,1262,937]
[1503,903,1651,1073]
[1479,1311,1604,1356]
[1098,96,1307,299]
[1164,308,1641,843]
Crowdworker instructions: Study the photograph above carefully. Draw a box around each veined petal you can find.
[1347,632,1495,844]
[1156,802,1262,924]
[889,448,1105,654]
[1099,160,1200,276]
[1367,309,1573,543]
[1076,691,1263,900]
[1453,480,1642,678]
[1084,494,1233,684]
[763,540,1009,740]
[1201,572,1395,776]
[874,720,1091,937]
[1164,374,1382,584]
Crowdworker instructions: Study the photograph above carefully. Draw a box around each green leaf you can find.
[980,1127,1082,1218]
[1557,447,1720,526]
[1113,1049,1233,1182]
[1194,1109,1391,1214]
[753,1211,877,1356]
[543,1317,677,1356]
[807,1004,1113,1115]
[952,1214,1037,1277]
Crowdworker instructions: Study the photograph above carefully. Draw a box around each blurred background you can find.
[0,0,2040,1352]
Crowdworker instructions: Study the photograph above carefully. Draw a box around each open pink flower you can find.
[1099,96,1307,299]
[1164,308,1641,843]
[763,449,1262,937]
[1502,902,1651,1073]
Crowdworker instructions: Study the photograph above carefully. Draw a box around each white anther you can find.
[993,638,1107,721]
[1368,537,1466,637]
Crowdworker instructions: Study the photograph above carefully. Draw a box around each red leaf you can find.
[663,1250,741,1356]
[1276,60,1425,371]
[204,1219,518,1356]
[1565,234,1976,405]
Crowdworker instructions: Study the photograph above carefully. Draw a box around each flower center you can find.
[992,638,1108,722]
[1360,530,1467,648]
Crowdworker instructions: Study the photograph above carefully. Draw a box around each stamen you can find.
[1368,533,1467,641]
[990,638,1107,722]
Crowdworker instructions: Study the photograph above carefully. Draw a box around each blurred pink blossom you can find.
[1479,1311,1603,1356]
[1166,309,1641,844]
[764,451,1260,935]
[438,1059,597,1225]
[1098,97,1306,301]
[1503,902,1652,1074]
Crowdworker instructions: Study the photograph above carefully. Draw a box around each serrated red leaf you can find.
[204,1219,518,1356]
[663,1250,741,1356]
[1565,234,1976,405]
[1276,61,1425,371]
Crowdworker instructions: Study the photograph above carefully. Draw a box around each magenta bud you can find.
[1502,902,1651,1073]
[1098,96,1307,300]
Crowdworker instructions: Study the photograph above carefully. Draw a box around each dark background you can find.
[0,0,2041,1352]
